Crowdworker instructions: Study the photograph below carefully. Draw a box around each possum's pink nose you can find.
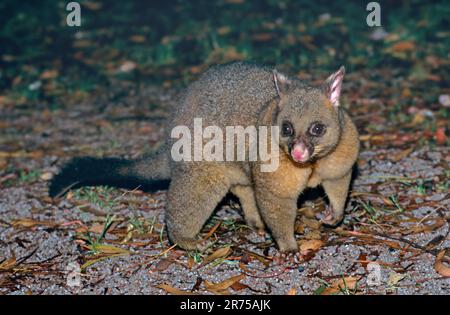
[290,142,310,163]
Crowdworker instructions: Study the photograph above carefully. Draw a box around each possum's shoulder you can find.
[185,61,276,105]
[195,62,273,88]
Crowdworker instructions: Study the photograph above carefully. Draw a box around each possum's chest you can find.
[306,166,322,188]
[261,155,312,199]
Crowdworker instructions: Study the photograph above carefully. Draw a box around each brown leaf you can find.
[243,251,271,266]
[83,1,102,10]
[11,219,58,228]
[287,288,297,295]
[87,244,130,255]
[390,147,414,162]
[294,221,305,234]
[391,41,415,52]
[321,276,359,295]
[434,249,450,277]
[217,26,232,35]
[301,217,321,230]
[230,281,249,291]
[40,70,59,80]
[88,223,105,234]
[80,253,126,270]
[188,255,195,269]
[298,239,324,254]
[202,246,231,266]
[203,221,221,240]
[303,229,322,240]
[204,274,245,294]
[189,66,204,74]
[252,33,273,42]
[358,253,369,268]
[150,258,174,272]
[0,254,17,270]
[435,127,447,145]
[402,218,446,235]
[0,150,43,158]
[128,35,146,43]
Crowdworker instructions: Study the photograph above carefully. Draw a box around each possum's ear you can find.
[323,66,345,107]
[273,70,292,98]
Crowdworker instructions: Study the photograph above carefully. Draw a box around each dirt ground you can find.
[0,84,448,295]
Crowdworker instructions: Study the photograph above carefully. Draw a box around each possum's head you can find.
[272,67,345,164]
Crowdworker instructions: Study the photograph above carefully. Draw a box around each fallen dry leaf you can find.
[434,249,450,277]
[301,217,321,230]
[202,246,231,266]
[287,288,297,295]
[390,147,414,162]
[391,40,415,52]
[81,252,129,270]
[298,239,324,254]
[83,1,102,10]
[11,219,58,228]
[40,69,59,80]
[150,252,183,272]
[252,33,273,42]
[128,35,146,43]
[0,254,17,271]
[89,223,106,234]
[217,26,232,35]
[203,221,221,240]
[204,274,244,294]
[321,276,360,295]
[230,281,249,291]
[434,127,447,145]
[86,244,130,255]
[303,229,322,240]
[0,150,43,158]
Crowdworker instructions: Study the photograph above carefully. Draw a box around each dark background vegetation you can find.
[0,1,448,117]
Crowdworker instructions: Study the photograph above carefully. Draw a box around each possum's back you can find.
[171,62,277,129]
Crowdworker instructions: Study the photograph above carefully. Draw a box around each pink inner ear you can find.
[329,74,343,106]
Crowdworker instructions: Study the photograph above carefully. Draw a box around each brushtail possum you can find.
[50,62,359,254]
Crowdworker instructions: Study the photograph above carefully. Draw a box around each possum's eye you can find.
[309,122,326,137]
[281,121,294,137]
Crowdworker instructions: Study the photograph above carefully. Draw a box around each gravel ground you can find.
[0,86,449,295]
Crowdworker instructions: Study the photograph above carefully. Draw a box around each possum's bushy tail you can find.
[49,148,170,198]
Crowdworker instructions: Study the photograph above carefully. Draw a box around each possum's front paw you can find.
[272,251,304,266]
[318,205,343,226]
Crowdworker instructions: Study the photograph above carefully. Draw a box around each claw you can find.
[319,205,343,226]
[272,251,304,265]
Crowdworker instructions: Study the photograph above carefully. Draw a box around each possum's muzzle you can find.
[288,139,314,163]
